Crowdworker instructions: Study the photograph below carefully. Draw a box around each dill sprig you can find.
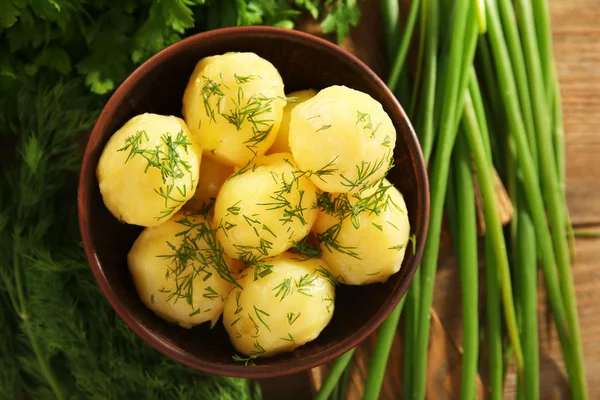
[118,129,194,221]
[157,210,241,308]
[200,72,277,163]
[290,236,322,259]
[339,152,392,192]
[356,110,383,138]
[316,178,395,259]
[287,312,301,326]
[0,81,257,399]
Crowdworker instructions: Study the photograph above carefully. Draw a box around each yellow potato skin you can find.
[268,89,317,154]
[128,212,238,328]
[97,113,200,227]
[289,85,396,193]
[222,253,335,357]
[182,52,286,167]
[313,180,410,285]
[213,153,318,261]
[185,154,233,211]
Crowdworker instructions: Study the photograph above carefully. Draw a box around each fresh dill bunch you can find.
[0,80,260,400]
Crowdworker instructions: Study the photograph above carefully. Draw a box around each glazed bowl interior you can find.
[78,26,429,378]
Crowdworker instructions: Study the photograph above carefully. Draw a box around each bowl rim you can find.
[78,25,430,379]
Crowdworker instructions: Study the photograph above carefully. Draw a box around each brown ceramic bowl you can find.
[78,26,429,378]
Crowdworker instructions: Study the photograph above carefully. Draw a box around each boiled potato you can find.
[289,85,396,193]
[128,211,240,328]
[222,252,336,357]
[213,153,318,261]
[313,179,410,285]
[185,154,233,211]
[97,113,200,227]
[268,89,317,154]
[182,52,286,167]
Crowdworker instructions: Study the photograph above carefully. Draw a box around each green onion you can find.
[451,133,479,400]
[363,296,406,400]
[416,0,440,162]
[497,0,538,166]
[380,0,401,58]
[485,237,503,400]
[412,3,478,398]
[463,87,524,372]
[313,349,356,400]
[517,193,540,400]
[386,0,422,92]
[515,1,587,397]
[484,1,586,397]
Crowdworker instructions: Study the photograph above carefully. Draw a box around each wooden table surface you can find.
[262,0,600,398]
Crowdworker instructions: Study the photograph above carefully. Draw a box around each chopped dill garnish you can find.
[188,308,201,317]
[280,333,295,344]
[156,210,241,308]
[315,178,397,259]
[250,341,266,356]
[287,312,301,326]
[386,220,400,231]
[315,265,339,287]
[290,236,322,259]
[232,354,257,366]
[372,223,383,231]
[227,201,241,216]
[339,153,391,192]
[295,274,316,296]
[389,244,404,251]
[200,76,225,123]
[322,294,334,313]
[117,129,194,221]
[234,74,260,84]
[202,286,219,299]
[253,306,271,332]
[150,294,155,304]
[234,291,243,315]
[273,278,293,301]
[382,134,392,148]
[316,124,332,132]
[356,110,383,138]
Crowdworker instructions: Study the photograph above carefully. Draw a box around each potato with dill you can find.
[268,89,317,154]
[222,252,336,358]
[128,211,240,328]
[288,85,396,193]
[182,52,286,167]
[97,113,200,227]
[185,155,233,211]
[313,179,411,285]
[213,153,318,262]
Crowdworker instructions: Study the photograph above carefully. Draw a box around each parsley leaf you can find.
[321,0,361,44]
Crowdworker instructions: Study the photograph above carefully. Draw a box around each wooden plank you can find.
[552,0,600,226]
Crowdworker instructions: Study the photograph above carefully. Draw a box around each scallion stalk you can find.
[386,0,422,92]
[485,237,503,400]
[363,296,406,400]
[412,3,478,398]
[451,133,479,400]
[313,349,356,400]
[463,87,524,375]
[514,1,587,396]
[484,1,586,397]
[517,192,540,400]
